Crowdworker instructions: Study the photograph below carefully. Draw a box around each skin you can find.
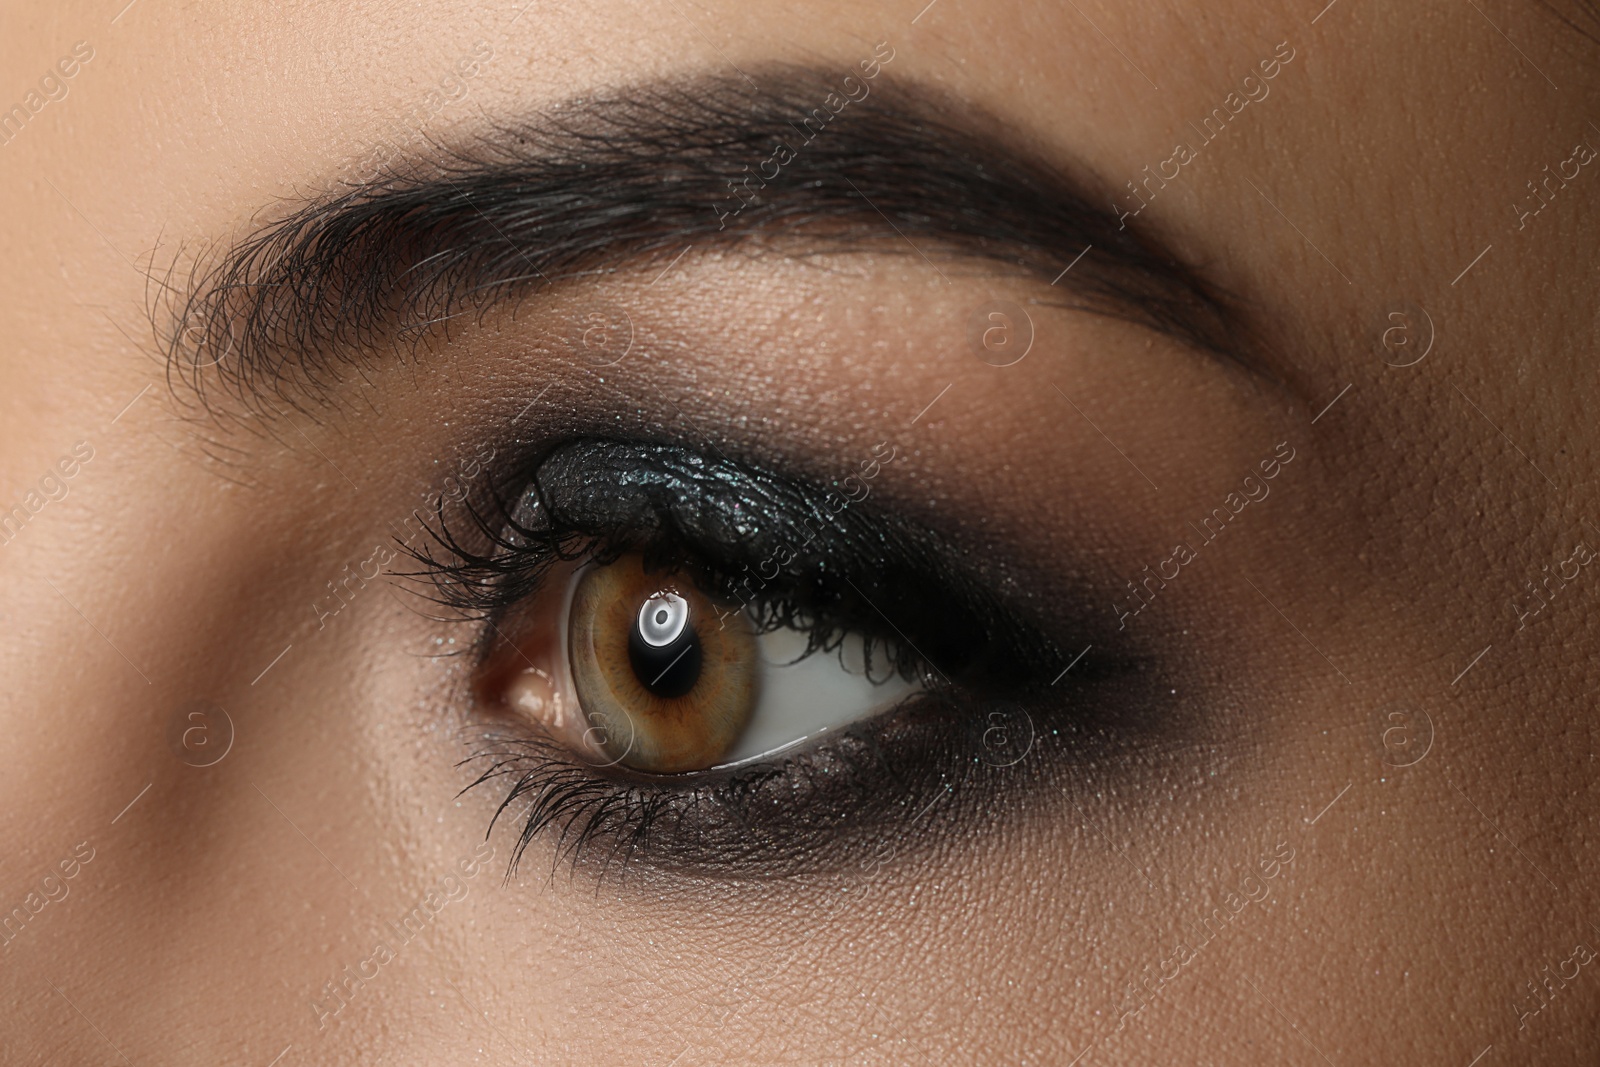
[2,0,1599,1063]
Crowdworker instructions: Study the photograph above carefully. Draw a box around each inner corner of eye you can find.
[481,552,917,777]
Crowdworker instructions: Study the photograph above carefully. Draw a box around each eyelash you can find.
[405,436,1092,880]
[415,489,923,687]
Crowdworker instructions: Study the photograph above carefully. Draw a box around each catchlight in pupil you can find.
[638,593,688,645]
[628,592,703,699]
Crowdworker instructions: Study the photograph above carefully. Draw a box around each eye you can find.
[423,436,1093,875]
[494,554,915,774]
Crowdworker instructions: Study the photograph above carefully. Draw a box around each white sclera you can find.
[637,592,690,647]
[717,624,917,766]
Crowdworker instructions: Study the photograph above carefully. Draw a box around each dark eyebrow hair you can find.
[161,65,1260,417]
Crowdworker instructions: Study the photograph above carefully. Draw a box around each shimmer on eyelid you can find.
[420,437,1086,691]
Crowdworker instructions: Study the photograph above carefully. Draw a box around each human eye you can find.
[410,435,1140,879]
[505,549,919,774]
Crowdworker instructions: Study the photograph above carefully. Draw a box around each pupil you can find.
[628,603,703,699]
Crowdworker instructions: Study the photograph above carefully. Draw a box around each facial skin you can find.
[3,0,1600,1063]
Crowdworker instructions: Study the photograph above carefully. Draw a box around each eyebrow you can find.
[163,65,1258,416]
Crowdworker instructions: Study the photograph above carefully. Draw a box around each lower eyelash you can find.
[461,686,1067,883]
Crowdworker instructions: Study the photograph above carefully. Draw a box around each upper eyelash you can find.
[402,467,922,683]
[403,436,1068,691]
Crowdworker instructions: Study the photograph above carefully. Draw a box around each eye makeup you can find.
[423,437,1072,687]
[410,433,1181,881]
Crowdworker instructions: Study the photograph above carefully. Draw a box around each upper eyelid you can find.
[409,436,1071,687]
[158,67,1263,422]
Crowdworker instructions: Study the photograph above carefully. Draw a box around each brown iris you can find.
[568,556,758,773]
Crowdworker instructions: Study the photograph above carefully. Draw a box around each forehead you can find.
[0,1,1455,227]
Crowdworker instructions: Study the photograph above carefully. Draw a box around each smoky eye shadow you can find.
[438,434,1202,882]
[488,438,1085,689]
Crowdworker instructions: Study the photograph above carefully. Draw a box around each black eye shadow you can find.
[420,433,1202,882]
[482,437,1082,692]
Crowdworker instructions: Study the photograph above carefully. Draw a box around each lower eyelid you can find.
[468,624,1220,882]
[467,690,1028,881]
